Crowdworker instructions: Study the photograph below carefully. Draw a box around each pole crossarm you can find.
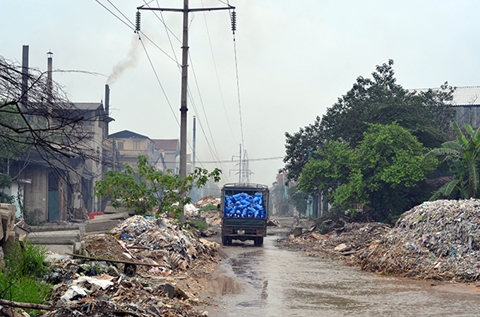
[137,6,235,13]
[136,1,234,180]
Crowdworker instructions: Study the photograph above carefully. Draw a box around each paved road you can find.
[206,218,480,317]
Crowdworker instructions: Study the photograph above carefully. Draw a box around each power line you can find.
[97,0,238,177]
[229,7,245,150]
[95,0,135,31]
[160,156,284,164]
[138,35,179,125]
[201,0,238,145]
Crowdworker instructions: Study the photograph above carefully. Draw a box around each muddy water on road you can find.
[209,234,480,317]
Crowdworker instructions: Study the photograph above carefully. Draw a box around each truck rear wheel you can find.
[254,237,264,246]
[222,235,228,246]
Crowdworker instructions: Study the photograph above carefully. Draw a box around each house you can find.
[108,130,155,168]
[10,98,113,222]
[152,139,180,174]
[5,47,114,223]
[448,86,480,129]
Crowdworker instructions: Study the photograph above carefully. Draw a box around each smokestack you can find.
[21,45,29,106]
[105,84,110,136]
[47,51,53,104]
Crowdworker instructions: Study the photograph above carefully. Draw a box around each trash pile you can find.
[280,199,480,282]
[194,195,220,209]
[224,192,266,219]
[109,215,218,272]
[358,199,480,281]
[279,221,391,258]
[42,215,220,316]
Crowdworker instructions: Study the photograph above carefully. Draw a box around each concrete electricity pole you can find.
[137,1,235,179]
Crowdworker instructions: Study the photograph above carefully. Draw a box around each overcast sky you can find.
[2,1,480,186]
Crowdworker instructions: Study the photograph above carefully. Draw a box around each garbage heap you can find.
[279,221,391,258]
[281,199,480,282]
[44,215,219,317]
[358,199,480,281]
[194,195,220,209]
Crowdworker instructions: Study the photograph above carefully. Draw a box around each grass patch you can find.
[0,273,52,305]
[5,241,50,278]
[188,219,209,230]
[0,241,52,314]
[199,204,218,212]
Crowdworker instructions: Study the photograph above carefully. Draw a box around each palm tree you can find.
[426,122,480,199]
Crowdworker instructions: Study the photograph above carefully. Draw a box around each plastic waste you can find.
[224,192,266,218]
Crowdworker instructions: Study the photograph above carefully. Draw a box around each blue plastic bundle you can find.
[224,192,266,218]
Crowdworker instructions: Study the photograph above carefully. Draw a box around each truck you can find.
[219,183,269,247]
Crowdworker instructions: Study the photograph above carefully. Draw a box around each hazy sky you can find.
[2,1,480,186]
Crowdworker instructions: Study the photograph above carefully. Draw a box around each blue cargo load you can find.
[224,191,267,219]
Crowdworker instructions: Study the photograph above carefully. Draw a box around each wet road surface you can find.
[208,229,480,317]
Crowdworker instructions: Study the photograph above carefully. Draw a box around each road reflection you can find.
[214,233,480,317]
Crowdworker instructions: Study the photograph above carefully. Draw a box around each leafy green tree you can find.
[95,156,222,216]
[283,116,323,181]
[334,123,437,222]
[320,60,454,149]
[426,122,480,199]
[298,140,351,198]
[283,60,454,182]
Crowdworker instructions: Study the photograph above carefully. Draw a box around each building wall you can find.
[116,138,155,168]
[455,106,480,130]
[23,167,48,221]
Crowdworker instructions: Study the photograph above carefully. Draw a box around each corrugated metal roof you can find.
[412,86,480,106]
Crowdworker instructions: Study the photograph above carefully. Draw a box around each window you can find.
[134,141,141,150]
[117,141,124,150]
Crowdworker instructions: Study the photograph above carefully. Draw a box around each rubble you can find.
[41,214,220,316]
[359,199,480,281]
[279,199,480,283]
[194,196,220,209]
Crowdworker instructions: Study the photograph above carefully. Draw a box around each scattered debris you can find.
[41,214,220,316]
[267,219,281,227]
[194,196,220,209]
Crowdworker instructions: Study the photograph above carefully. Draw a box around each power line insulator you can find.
[231,11,236,33]
[135,11,141,33]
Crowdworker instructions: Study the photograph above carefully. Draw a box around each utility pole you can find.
[238,144,242,183]
[192,115,196,170]
[137,1,235,179]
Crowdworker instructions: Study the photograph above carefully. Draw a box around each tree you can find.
[283,60,454,183]
[320,60,454,149]
[426,122,480,199]
[283,116,323,181]
[333,123,437,222]
[95,156,222,216]
[298,140,351,198]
